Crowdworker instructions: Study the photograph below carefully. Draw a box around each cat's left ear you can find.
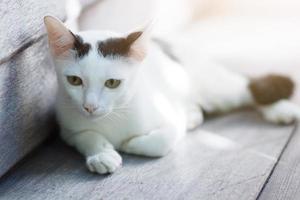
[125,23,152,61]
[44,16,75,57]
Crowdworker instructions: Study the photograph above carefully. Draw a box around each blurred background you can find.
[71,0,300,99]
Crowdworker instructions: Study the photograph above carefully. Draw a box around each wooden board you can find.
[0,0,65,177]
[0,38,58,177]
[0,0,65,63]
[258,124,300,200]
[0,111,295,200]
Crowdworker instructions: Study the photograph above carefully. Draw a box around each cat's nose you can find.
[83,104,98,114]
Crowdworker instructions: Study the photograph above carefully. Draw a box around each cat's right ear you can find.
[44,16,75,57]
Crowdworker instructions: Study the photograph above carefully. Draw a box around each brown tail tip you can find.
[249,74,295,105]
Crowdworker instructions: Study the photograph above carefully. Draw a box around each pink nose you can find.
[83,104,98,113]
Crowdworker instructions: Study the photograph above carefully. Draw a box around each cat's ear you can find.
[44,16,75,57]
[125,23,152,61]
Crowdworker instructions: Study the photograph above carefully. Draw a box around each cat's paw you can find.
[187,110,204,130]
[260,100,300,124]
[86,149,122,174]
[186,105,204,130]
[122,129,176,157]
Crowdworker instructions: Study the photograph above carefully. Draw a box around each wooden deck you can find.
[0,111,299,200]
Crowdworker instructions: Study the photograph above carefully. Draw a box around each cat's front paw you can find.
[121,128,178,157]
[261,100,300,124]
[187,108,204,130]
[86,149,122,174]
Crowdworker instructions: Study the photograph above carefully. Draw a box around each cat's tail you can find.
[248,74,295,105]
[248,74,300,124]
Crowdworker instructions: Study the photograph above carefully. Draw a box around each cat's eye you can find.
[105,79,121,89]
[67,76,83,86]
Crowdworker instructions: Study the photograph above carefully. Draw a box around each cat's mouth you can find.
[81,108,111,120]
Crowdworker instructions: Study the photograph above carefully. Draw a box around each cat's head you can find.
[44,16,149,118]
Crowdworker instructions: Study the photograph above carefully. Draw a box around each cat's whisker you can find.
[106,114,116,124]
[113,107,130,112]
[97,111,113,121]
[113,106,130,110]
[115,112,125,120]
[110,111,123,121]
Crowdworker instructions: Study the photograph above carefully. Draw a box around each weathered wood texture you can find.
[0,0,65,63]
[0,111,295,200]
[0,0,65,177]
[258,125,300,200]
[0,39,57,177]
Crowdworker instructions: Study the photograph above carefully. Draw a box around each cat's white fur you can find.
[45,16,300,174]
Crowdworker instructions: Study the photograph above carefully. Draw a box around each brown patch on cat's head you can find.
[71,32,91,59]
[98,31,145,61]
[249,74,294,105]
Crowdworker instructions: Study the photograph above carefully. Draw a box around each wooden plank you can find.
[0,0,65,63]
[0,38,58,177]
[0,0,65,177]
[258,124,300,200]
[0,111,294,200]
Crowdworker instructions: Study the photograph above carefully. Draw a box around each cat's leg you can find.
[63,131,122,174]
[121,125,185,157]
[197,65,300,124]
[186,104,204,130]
[196,66,253,114]
[259,100,300,124]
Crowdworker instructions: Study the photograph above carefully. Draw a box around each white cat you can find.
[44,16,300,174]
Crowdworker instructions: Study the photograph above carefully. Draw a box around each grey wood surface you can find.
[0,111,295,200]
[258,124,300,200]
[0,0,65,177]
[0,39,57,177]
[0,0,65,63]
